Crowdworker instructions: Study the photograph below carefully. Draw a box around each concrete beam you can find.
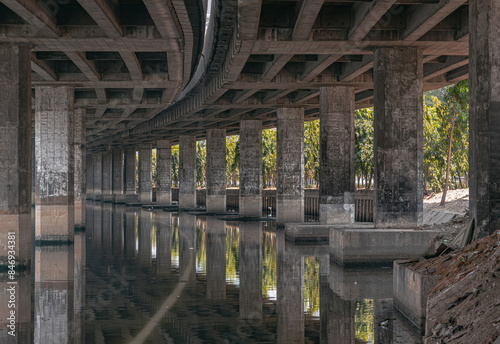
[1,0,59,37]
[292,0,325,41]
[349,0,398,41]
[31,55,56,81]
[423,55,468,80]
[76,0,122,38]
[65,51,101,81]
[238,0,263,40]
[300,54,343,82]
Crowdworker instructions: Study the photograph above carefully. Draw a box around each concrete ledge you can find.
[285,222,374,243]
[94,194,103,202]
[102,194,114,202]
[114,194,127,204]
[330,228,440,266]
[393,261,442,331]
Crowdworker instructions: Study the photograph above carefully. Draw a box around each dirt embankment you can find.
[405,231,500,344]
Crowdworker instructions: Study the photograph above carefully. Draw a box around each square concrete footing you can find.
[285,222,374,243]
[94,194,103,202]
[393,261,442,330]
[330,228,440,266]
[124,194,140,206]
[114,194,126,204]
[102,194,114,203]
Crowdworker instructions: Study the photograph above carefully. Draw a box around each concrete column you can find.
[73,230,86,344]
[93,153,102,201]
[35,86,75,243]
[319,87,355,224]
[86,155,94,199]
[91,203,102,250]
[102,203,112,254]
[179,136,197,209]
[155,212,172,275]
[373,47,423,228]
[112,204,125,257]
[276,108,304,224]
[138,144,153,204]
[469,0,500,237]
[102,151,113,202]
[124,208,137,259]
[206,129,227,212]
[112,148,124,203]
[239,222,262,321]
[156,140,172,205]
[124,146,138,204]
[276,231,304,343]
[74,108,86,229]
[239,120,262,217]
[0,44,31,266]
[206,218,226,301]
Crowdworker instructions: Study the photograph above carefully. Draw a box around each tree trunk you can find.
[457,170,463,189]
[440,112,456,206]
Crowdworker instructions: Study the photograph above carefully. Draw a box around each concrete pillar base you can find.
[276,199,304,223]
[206,195,226,212]
[239,196,262,217]
[114,194,127,204]
[125,194,140,205]
[102,194,114,203]
[75,199,86,228]
[35,205,74,243]
[139,192,152,204]
[94,194,103,202]
[179,194,196,209]
[156,192,171,205]
[320,194,355,224]
[0,214,31,266]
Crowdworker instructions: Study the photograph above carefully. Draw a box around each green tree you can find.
[226,135,240,187]
[262,128,277,188]
[304,120,320,187]
[171,145,179,187]
[355,108,374,189]
[196,141,207,187]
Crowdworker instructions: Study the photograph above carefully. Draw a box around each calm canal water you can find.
[0,203,423,343]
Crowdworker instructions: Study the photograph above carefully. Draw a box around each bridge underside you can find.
[0,0,499,266]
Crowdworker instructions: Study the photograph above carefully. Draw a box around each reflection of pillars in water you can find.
[239,222,262,321]
[276,231,304,344]
[112,205,125,257]
[179,213,196,281]
[319,255,329,343]
[155,212,172,275]
[374,299,393,344]
[92,203,103,250]
[102,203,113,255]
[124,208,137,259]
[138,209,153,267]
[206,217,226,301]
[0,272,32,343]
[35,245,75,344]
[320,273,355,344]
[74,231,86,344]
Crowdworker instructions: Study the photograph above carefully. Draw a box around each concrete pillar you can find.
[74,108,86,229]
[276,108,304,224]
[179,213,196,281]
[239,120,262,217]
[373,47,423,228]
[73,230,86,344]
[319,87,355,224]
[469,0,500,237]
[156,140,172,205]
[124,208,137,259]
[179,136,197,209]
[206,129,227,212]
[276,231,304,343]
[239,222,262,321]
[91,203,102,249]
[35,86,75,243]
[138,144,152,204]
[93,153,102,201]
[102,203,113,255]
[155,212,172,275]
[102,151,113,202]
[112,204,125,257]
[124,146,138,204]
[86,154,94,199]
[138,209,152,267]
[112,148,125,203]
[0,44,31,266]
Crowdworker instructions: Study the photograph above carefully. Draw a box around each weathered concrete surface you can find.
[74,108,86,229]
[124,207,137,259]
[0,272,31,342]
[156,140,172,205]
[85,154,93,199]
[206,218,226,301]
[93,153,102,201]
[102,151,113,202]
[319,86,355,225]
[0,44,31,266]
[179,136,196,209]
[112,204,125,257]
[329,228,439,266]
[112,148,124,203]
[239,120,262,217]
[179,213,196,281]
[393,261,441,330]
[276,231,304,343]
[138,208,152,267]
[285,222,374,243]
[239,222,262,321]
[276,108,304,224]
[206,129,227,212]
[35,86,75,242]
[469,0,500,237]
[373,47,424,228]
[123,146,138,204]
[138,144,152,204]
